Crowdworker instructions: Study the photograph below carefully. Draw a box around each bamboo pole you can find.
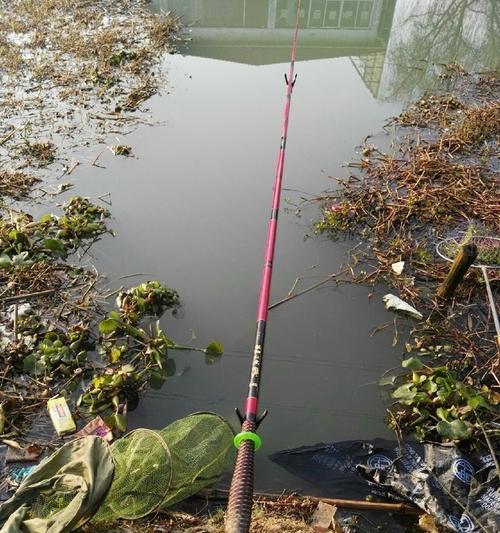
[436,243,477,300]
[198,488,422,514]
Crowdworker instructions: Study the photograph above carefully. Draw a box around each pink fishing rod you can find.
[225,2,301,532]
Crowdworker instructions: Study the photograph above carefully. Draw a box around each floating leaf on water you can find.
[392,383,417,401]
[104,413,127,433]
[110,346,123,363]
[422,379,438,394]
[402,357,424,370]
[38,213,54,223]
[379,374,397,386]
[99,318,121,335]
[436,407,452,421]
[149,370,166,390]
[42,239,66,257]
[0,255,12,269]
[467,395,486,410]
[23,353,46,375]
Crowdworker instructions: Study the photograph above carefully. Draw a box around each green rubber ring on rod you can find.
[233,431,262,451]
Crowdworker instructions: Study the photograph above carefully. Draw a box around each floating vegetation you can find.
[20,141,56,167]
[117,281,180,322]
[384,357,499,443]
[0,170,40,200]
[110,144,133,156]
[0,196,221,439]
[0,196,110,268]
[0,0,181,177]
[0,1,197,445]
[315,69,499,447]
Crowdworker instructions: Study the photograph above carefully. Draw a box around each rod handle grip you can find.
[225,421,256,533]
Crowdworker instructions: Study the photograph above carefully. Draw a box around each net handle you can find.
[480,265,500,347]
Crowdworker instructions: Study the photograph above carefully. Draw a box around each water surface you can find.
[69,0,499,492]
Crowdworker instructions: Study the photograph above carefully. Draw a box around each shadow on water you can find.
[67,0,498,491]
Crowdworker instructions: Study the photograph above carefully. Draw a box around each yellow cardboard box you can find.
[47,396,76,436]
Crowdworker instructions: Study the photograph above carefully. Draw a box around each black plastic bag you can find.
[270,438,499,532]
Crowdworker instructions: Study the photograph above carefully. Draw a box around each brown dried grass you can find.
[0,170,40,199]
[82,504,315,533]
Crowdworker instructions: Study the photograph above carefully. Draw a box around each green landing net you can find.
[93,412,235,522]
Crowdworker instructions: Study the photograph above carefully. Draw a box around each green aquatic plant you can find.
[77,281,223,428]
[0,196,111,267]
[116,281,179,322]
[0,193,223,436]
[386,357,498,442]
[22,327,89,376]
[315,201,354,234]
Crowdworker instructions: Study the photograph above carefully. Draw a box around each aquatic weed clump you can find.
[77,282,220,431]
[0,196,110,267]
[316,69,499,293]
[117,281,180,322]
[0,170,40,200]
[20,141,56,167]
[384,357,499,443]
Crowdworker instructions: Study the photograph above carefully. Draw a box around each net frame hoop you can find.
[436,236,500,270]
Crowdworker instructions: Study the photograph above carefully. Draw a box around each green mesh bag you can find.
[93,429,172,521]
[92,412,234,522]
[159,412,235,508]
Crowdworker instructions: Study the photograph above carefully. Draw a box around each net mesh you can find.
[159,412,235,508]
[93,429,172,521]
[92,412,234,522]
[437,235,500,268]
[29,488,79,520]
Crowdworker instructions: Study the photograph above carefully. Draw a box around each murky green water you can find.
[69,0,498,491]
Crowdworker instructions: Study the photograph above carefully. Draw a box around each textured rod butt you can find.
[225,421,256,533]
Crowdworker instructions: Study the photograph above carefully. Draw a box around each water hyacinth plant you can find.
[385,356,499,443]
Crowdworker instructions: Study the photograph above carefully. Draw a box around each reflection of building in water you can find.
[275,0,377,29]
[151,0,396,96]
[151,0,394,30]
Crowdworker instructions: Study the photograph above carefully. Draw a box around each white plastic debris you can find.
[383,294,423,320]
[9,303,33,319]
[391,261,405,275]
